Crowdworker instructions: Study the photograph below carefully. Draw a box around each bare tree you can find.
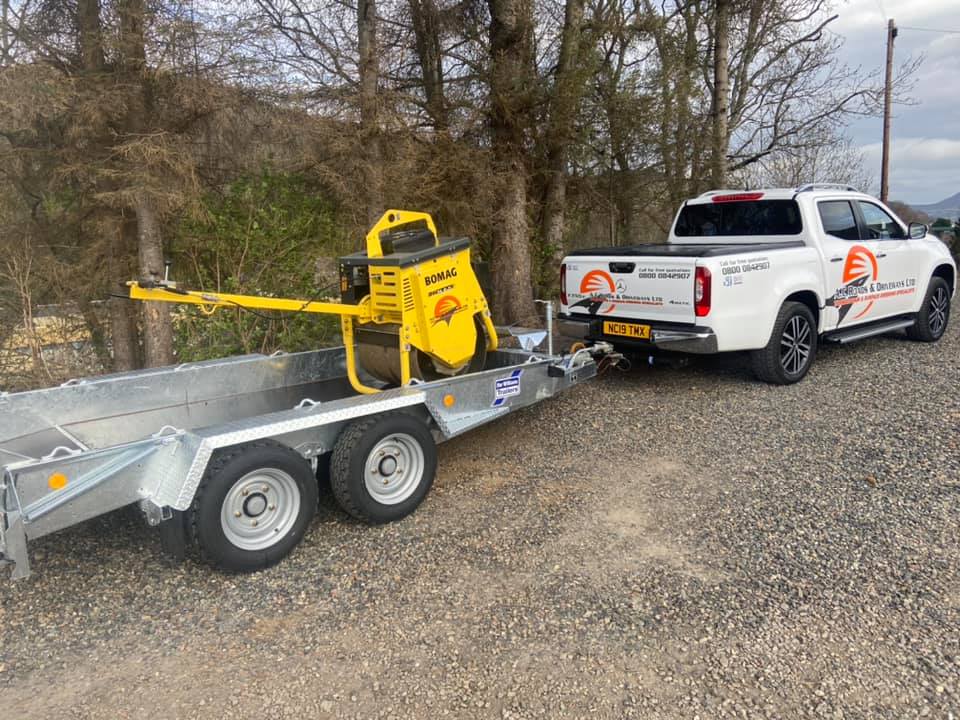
[734,130,874,192]
[721,0,912,174]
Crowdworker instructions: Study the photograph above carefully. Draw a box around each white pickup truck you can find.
[559,185,955,383]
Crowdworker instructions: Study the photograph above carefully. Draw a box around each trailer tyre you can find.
[331,412,437,524]
[750,301,817,385]
[189,440,318,573]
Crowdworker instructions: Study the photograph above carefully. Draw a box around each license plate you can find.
[603,321,651,339]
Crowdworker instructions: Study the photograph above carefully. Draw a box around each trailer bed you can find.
[1,344,600,579]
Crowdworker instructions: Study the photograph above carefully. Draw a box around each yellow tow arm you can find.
[127,284,368,318]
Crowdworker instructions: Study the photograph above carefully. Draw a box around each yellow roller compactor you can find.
[129,210,499,393]
[0,210,614,579]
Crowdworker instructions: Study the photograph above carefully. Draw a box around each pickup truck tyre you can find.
[751,302,818,385]
[189,440,318,573]
[906,277,950,342]
[331,412,437,524]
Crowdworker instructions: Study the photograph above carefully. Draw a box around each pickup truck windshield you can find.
[675,200,803,237]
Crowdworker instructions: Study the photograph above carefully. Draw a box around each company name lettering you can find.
[835,277,916,299]
[425,268,458,286]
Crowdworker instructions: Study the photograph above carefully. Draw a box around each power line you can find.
[899,25,960,35]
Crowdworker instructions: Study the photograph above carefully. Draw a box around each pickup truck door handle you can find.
[830,256,843,262]
[875,252,887,259]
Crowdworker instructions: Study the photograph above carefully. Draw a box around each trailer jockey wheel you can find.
[331,412,437,524]
[188,440,318,572]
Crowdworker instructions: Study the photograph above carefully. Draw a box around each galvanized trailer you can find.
[0,342,604,579]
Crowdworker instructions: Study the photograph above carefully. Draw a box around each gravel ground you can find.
[1,324,958,719]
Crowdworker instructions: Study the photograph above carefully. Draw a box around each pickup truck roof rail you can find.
[795,183,861,193]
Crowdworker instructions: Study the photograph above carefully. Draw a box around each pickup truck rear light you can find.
[694,266,711,317]
[560,263,568,305]
[711,192,764,203]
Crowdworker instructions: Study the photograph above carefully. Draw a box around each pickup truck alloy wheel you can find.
[907,276,951,342]
[929,286,949,336]
[780,315,812,376]
[189,440,318,572]
[331,412,437,524]
[751,301,818,385]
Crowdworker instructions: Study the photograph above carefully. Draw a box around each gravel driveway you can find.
[2,325,958,719]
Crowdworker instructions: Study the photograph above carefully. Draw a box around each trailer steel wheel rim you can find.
[363,433,425,505]
[779,315,812,376]
[220,468,302,551]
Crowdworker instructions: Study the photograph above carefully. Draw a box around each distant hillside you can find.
[913,192,960,220]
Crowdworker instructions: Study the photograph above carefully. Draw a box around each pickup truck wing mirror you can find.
[908,222,928,239]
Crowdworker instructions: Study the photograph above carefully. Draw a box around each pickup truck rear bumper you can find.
[558,314,718,354]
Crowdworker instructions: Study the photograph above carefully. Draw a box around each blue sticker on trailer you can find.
[492,369,523,406]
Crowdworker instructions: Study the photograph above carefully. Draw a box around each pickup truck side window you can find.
[858,202,906,240]
[674,200,802,236]
[817,201,860,241]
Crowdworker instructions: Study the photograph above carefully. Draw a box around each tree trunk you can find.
[541,0,586,269]
[409,0,447,131]
[1,0,12,66]
[135,193,174,366]
[119,0,173,367]
[77,0,105,71]
[358,0,383,223]
[108,297,139,371]
[77,0,135,372]
[78,299,111,370]
[711,0,730,188]
[491,169,537,323]
[487,0,537,324]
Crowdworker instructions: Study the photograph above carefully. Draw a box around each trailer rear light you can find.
[560,263,567,305]
[711,192,764,203]
[694,266,711,317]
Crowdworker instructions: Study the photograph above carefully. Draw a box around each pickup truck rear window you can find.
[674,200,803,236]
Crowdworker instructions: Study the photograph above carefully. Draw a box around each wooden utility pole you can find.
[880,18,896,202]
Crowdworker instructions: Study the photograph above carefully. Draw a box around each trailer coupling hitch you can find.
[547,341,621,378]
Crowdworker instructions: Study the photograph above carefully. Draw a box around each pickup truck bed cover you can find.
[566,241,804,258]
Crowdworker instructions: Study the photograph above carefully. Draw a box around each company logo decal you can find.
[432,294,462,326]
[827,244,916,323]
[842,244,879,285]
[841,244,880,319]
[572,269,617,315]
[492,368,522,407]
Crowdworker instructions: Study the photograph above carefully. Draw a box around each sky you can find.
[831,0,960,204]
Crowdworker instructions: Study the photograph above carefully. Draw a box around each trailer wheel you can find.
[330,412,437,524]
[189,440,318,572]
